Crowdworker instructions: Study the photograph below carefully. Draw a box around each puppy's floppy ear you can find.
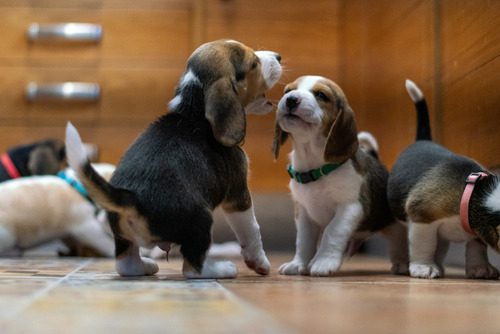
[205,77,246,146]
[272,121,289,160]
[324,105,359,163]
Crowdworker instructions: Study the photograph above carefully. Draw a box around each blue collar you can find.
[58,171,94,204]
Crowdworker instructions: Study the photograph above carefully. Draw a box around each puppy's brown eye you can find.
[314,91,330,102]
[251,60,258,69]
[285,89,293,94]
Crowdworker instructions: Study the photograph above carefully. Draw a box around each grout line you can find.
[217,281,295,334]
[0,259,93,321]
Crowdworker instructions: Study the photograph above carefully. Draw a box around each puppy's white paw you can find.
[308,256,341,277]
[409,263,442,279]
[391,262,410,276]
[183,259,238,279]
[278,260,309,275]
[116,257,159,277]
[466,263,500,279]
[243,251,271,275]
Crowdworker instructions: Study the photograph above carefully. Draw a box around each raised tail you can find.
[357,131,379,160]
[405,79,432,141]
[65,122,136,213]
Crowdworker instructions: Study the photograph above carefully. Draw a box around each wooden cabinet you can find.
[0,0,194,164]
[1,0,498,191]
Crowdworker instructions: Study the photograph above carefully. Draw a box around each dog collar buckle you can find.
[460,172,489,235]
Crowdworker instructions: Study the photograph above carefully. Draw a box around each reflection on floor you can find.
[0,254,499,334]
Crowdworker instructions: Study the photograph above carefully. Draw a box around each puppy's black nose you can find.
[286,95,300,111]
[275,53,281,64]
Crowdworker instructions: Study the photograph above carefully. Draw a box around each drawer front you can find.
[0,6,192,66]
[0,67,183,124]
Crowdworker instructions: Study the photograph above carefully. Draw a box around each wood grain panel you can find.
[440,0,500,84]
[340,0,435,168]
[441,57,500,169]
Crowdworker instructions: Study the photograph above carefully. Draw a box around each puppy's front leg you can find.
[408,221,442,279]
[465,238,499,279]
[308,203,363,276]
[222,206,270,275]
[115,239,159,277]
[279,205,320,275]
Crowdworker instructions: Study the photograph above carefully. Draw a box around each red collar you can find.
[460,172,489,235]
[1,154,21,179]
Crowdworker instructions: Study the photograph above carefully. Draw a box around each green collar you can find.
[287,161,346,184]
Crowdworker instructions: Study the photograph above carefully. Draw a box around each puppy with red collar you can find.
[66,40,282,278]
[273,76,408,276]
[387,80,500,279]
[0,139,66,182]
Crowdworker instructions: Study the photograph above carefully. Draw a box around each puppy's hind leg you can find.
[381,222,409,275]
[181,208,237,279]
[115,238,159,276]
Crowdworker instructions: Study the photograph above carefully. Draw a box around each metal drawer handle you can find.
[27,23,102,43]
[26,82,101,102]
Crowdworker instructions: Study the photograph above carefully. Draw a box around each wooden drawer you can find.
[0,2,192,67]
[0,66,183,125]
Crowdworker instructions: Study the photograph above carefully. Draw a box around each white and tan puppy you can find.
[0,163,115,257]
[273,76,408,276]
[387,80,500,279]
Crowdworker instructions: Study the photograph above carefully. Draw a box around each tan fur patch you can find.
[406,166,464,223]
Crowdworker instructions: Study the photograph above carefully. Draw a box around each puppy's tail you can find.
[65,122,137,213]
[405,79,432,141]
[357,131,379,160]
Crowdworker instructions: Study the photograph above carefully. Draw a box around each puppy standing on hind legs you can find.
[66,40,282,278]
[273,76,408,277]
[387,79,500,279]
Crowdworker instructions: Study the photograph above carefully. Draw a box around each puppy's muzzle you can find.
[286,95,301,113]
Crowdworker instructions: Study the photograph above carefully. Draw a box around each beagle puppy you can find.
[66,40,282,278]
[0,139,66,182]
[273,76,408,276]
[0,163,116,257]
[387,80,500,279]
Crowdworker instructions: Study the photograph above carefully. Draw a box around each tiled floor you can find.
[0,254,499,334]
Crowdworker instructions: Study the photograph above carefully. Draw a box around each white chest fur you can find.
[289,161,363,227]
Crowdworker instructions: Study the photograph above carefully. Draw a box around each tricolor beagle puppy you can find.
[0,139,66,182]
[273,76,408,276]
[66,40,282,278]
[387,80,500,279]
[0,163,115,257]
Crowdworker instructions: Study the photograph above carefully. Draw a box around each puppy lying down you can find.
[0,164,116,257]
[66,40,282,278]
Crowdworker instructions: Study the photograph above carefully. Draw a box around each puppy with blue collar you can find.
[0,163,115,257]
[387,80,500,279]
[273,76,408,276]
[66,40,282,278]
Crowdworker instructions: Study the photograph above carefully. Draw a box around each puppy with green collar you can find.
[273,76,409,276]
[387,80,500,279]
